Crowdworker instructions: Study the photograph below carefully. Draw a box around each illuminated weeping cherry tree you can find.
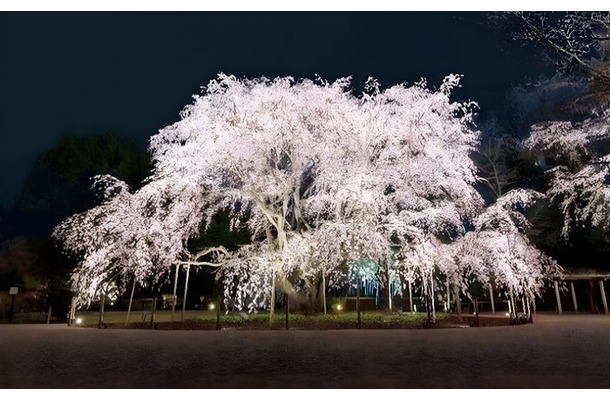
[55,72,562,320]
[453,189,562,320]
[525,111,610,239]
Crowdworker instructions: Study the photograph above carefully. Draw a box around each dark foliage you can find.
[6,132,150,237]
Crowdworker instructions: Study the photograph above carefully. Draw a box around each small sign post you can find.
[9,286,18,323]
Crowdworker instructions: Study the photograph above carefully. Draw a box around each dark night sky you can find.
[0,11,552,209]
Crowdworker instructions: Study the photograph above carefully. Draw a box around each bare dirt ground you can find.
[1,312,609,389]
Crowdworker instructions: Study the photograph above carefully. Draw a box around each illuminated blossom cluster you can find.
[526,110,610,239]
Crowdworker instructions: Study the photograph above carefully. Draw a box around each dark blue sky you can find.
[0,12,551,208]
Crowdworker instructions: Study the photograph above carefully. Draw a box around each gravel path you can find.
[1,313,609,388]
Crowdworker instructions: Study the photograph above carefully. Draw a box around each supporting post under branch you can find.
[182,263,191,322]
[570,282,578,313]
[600,280,609,315]
[554,280,563,315]
[489,284,495,314]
